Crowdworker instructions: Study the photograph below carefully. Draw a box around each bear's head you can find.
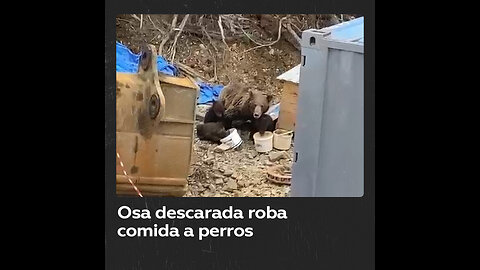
[212,100,225,118]
[248,90,272,119]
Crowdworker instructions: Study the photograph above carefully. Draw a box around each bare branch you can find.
[286,23,301,43]
[147,15,165,35]
[158,14,178,56]
[202,26,218,52]
[243,17,287,54]
[218,16,229,49]
[131,14,141,21]
[196,37,218,82]
[170,14,190,62]
[238,25,268,46]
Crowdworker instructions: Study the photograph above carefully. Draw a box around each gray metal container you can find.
[291,17,364,197]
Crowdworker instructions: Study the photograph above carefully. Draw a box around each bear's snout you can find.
[253,106,263,118]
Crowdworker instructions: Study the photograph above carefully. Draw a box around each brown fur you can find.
[196,122,227,142]
[204,100,225,123]
[219,82,272,121]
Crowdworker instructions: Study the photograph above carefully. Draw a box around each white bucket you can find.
[273,129,293,150]
[220,128,243,149]
[253,131,273,153]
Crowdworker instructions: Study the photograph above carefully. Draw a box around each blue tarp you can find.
[197,82,224,104]
[116,41,223,104]
[116,41,178,76]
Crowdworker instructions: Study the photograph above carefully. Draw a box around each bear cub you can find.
[196,122,228,143]
[249,114,277,140]
[204,100,225,124]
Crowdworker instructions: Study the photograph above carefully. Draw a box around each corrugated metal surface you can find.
[291,17,364,197]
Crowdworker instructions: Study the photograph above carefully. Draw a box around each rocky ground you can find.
[186,105,293,197]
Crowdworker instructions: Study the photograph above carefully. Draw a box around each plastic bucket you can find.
[253,131,273,153]
[273,129,293,150]
[220,128,243,149]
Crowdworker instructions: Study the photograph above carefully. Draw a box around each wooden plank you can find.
[116,183,187,196]
[277,82,299,131]
[117,190,186,197]
[116,175,187,186]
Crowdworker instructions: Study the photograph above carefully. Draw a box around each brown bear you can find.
[219,82,272,130]
[196,122,228,143]
[203,100,225,124]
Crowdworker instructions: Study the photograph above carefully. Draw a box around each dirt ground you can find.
[116,14,349,197]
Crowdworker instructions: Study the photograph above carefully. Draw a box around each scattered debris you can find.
[226,179,238,190]
[223,169,234,177]
[203,156,215,165]
[268,151,288,162]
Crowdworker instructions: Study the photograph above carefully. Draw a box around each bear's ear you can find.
[266,94,273,103]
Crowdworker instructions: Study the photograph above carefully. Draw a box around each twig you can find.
[201,26,218,52]
[147,15,165,35]
[131,14,141,21]
[218,16,229,49]
[196,37,218,82]
[238,25,268,46]
[158,14,178,56]
[243,17,287,54]
[285,23,301,43]
[140,14,143,29]
[290,21,303,33]
[169,14,190,62]
[117,18,134,24]
[197,15,204,26]
[175,62,210,82]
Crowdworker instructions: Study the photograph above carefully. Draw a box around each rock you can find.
[219,168,225,173]
[199,44,206,50]
[264,160,274,166]
[208,184,216,191]
[201,191,212,197]
[231,172,238,179]
[233,190,243,197]
[214,147,226,153]
[199,144,209,150]
[223,169,234,177]
[204,156,214,165]
[269,151,287,162]
[237,180,246,187]
[212,173,222,178]
[226,179,238,190]
[215,179,223,185]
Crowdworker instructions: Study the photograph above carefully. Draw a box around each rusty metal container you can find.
[116,45,198,197]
